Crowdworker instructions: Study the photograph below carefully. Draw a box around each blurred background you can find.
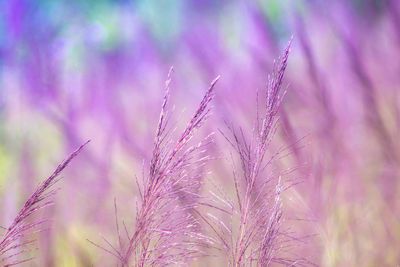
[0,0,399,266]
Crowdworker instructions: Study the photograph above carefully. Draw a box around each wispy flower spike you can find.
[202,38,310,266]
[0,140,90,266]
[92,69,219,266]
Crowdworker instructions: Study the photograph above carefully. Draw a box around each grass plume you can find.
[0,141,89,266]
[91,68,220,266]
[200,38,311,266]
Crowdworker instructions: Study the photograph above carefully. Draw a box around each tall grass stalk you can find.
[91,68,220,266]
[0,141,89,266]
[199,38,311,266]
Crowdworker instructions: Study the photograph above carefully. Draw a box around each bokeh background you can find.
[1,0,400,266]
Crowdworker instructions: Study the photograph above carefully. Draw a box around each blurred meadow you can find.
[0,0,400,266]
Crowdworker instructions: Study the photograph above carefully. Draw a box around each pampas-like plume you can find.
[125,69,220,266]
[0,141,89,266]
[231,38,302,266]
[92,68,220,266]
[204,38,310,266]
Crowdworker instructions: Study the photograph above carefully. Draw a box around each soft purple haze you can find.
[0,0,399,266]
